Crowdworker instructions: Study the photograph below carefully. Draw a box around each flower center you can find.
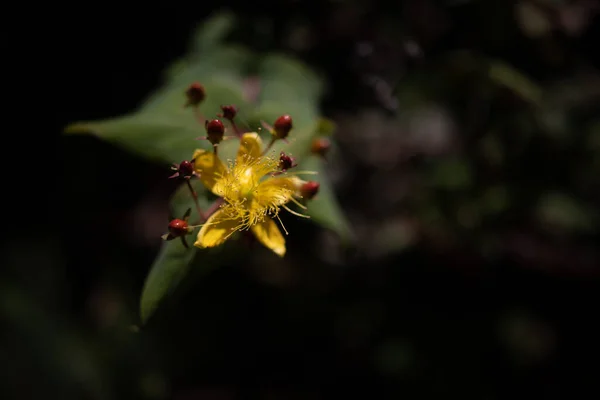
[217,155,279,210]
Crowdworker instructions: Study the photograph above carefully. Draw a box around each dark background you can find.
[4,1,600,399]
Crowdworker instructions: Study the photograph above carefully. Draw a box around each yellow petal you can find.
[251,218,286,257]
[236,132,263,164]
[194,210,240,248]
[254,177,296,209]
[192,149,227,196]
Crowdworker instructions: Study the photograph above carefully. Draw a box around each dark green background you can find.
[4,1,600,399]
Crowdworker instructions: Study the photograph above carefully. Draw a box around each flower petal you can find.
[192,149,227,196]
[254,177,296,209]
[236,132,263,164]
[194,210,240,248]
[251,218,286,257]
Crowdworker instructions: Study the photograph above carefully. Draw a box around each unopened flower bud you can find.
[162,209,193,247]
[205,119,225,145]
[185,82,206,107]
[218,105,237,120]
[178,160,195,177]
[273,115,293,139]
[310,137,331,157]
[168,218,190,237]
[300,181,320,199]
[278,152,297,171]
[170,160,196,179]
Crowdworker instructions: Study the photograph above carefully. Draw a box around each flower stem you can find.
[204,198,224,219]
[231,120,243,138]
[194,108,206,126]
[262,137,276,156]
[186,179,206,222]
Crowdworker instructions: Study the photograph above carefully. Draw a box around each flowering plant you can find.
[64,12,351,323]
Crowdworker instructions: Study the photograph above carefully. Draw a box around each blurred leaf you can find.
[535,192,596,232]
[373,219,416,254]
[314,117,337,136]
[162,46,253,89]
[481,185,510,215]
[301,155,353,244]
[428,157,472,190]
[488,61,542,105]
[516,2,552,38]
[587,120,600,151]
[537,107,569,140]
[188,11,236,54]
[479,132,504,166]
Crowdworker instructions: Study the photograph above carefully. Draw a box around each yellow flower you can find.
[192,132,308,257]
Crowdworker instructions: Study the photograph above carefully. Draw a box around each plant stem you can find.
[262,138,276,156]
[231,120,243,138]
[186,179,206,222]
[194,108,206,126]
[204,198,224,220]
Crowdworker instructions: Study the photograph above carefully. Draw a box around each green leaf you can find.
[314,117,337,136]
[64,77,250,164]
[535,192,596,233]
[139,238,196,325]
[488,61,542,106]
[188,11,237,55]
[253,54,323,128]
[428,157,472,190]
[162,46,253,90]
[139,180,209,324]
[257,53,323,104]
[64,13,253,164]
[64,14,353,320]
[301,155,353,244]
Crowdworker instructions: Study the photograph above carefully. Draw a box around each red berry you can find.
[205,119,225,145]
[219,105,237,120]
[300,181,320,199]
[168,219,189,237]
[185,82,206,107]
[178,160,195,178]
[310,137,331,157]
[273,115,293,139]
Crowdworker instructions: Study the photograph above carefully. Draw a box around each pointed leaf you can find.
[488,61,542,106]
[139,180,209,324]
[301,155,353,244]
[140,238,196,324]
[252,54,324,128]
[188,11,236,55]
[535,192,596,233]
[64,77,251,164]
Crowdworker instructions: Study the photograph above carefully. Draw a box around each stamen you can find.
[283,204,311,218]
[290,196,308,210]
[291,171,319,175]
[276,214,289,235]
